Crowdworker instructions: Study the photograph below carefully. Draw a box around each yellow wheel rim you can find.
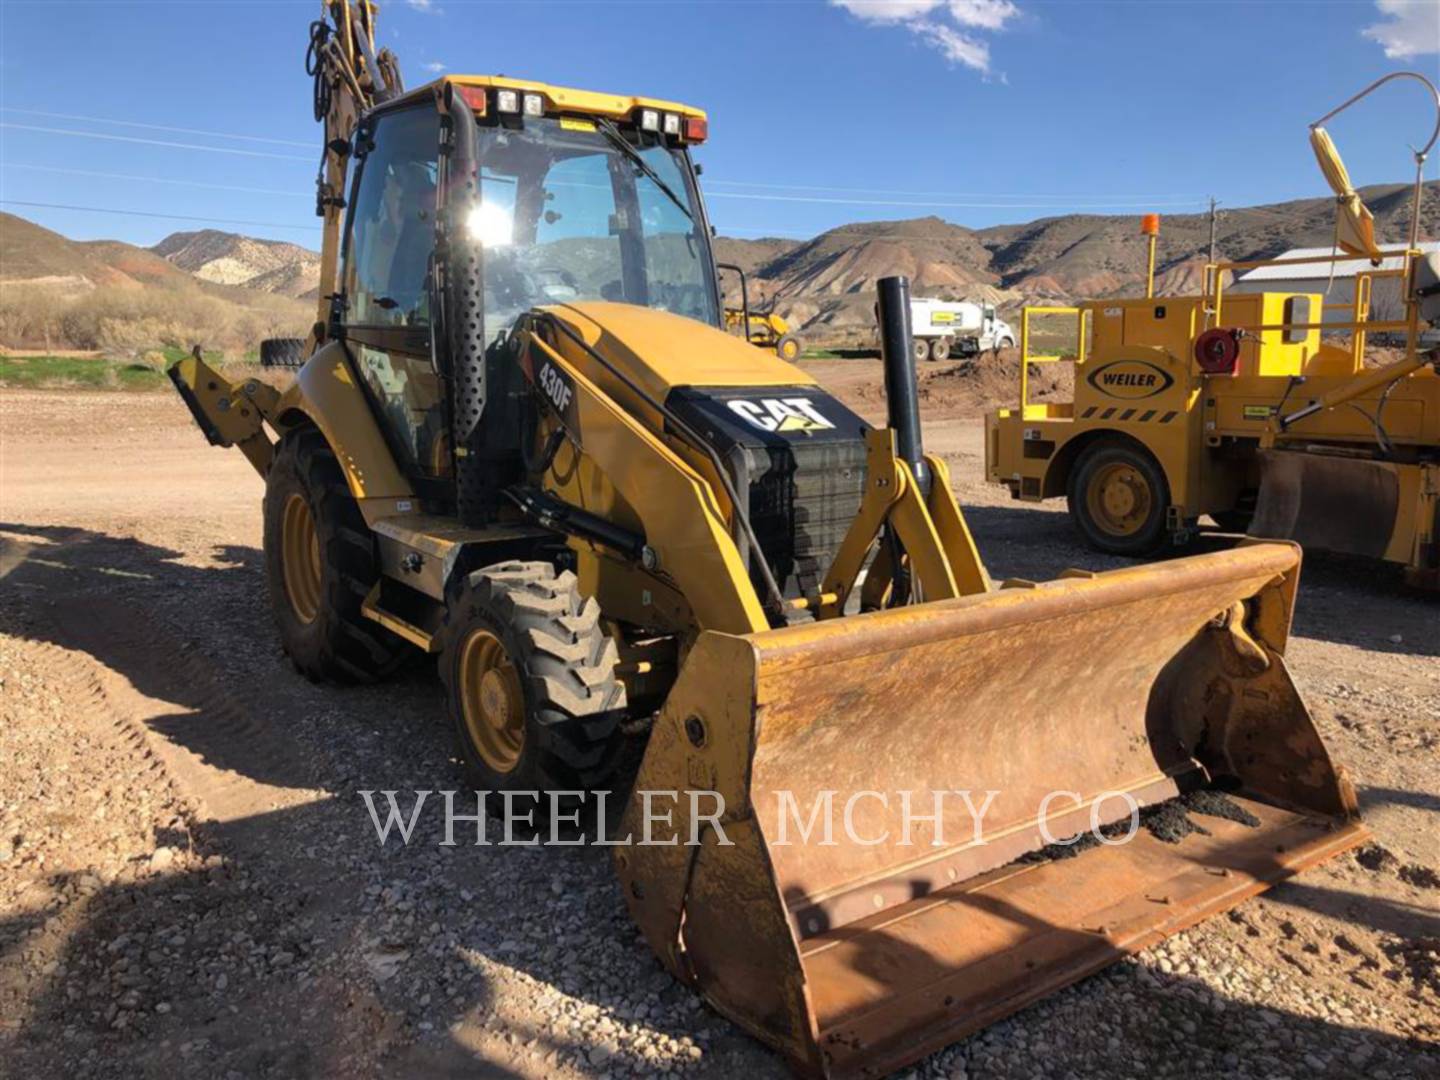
[458,629,525,774]
[1086,462,1153,538]
[281,493,322,624]
[779,340,800,361]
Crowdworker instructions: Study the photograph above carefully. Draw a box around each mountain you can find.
[724,181,1438,340]
[0,214,312,355]
[151,229,322,299]
[3,178,1433,351]
[0,212,195,293]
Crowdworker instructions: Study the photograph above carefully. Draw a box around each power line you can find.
[707,190,1207,210]
[1,163,306,197]
[704,178,1209,202]
[0,108,313,148]
[0,200,320,233]
[0,124,313,162]
[0,107,1210,210]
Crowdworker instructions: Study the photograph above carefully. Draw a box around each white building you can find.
[1229,241,1438,325]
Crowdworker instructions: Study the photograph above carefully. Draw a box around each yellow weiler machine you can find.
[987,73,1440,589]
[170,5,1366,1075]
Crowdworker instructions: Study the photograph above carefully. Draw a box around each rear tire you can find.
[775,334,802,362]
[262,428,410,682]
[1067,439,1171,556]
[439,562,627,805]
[260,337,306,368]
[930,337,951,362]
[913,338,931,363]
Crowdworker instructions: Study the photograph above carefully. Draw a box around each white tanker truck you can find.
[904,297,1015,361]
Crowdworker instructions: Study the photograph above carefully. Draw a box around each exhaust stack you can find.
[876,275,929,494]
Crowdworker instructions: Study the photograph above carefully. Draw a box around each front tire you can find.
[1067,439,1171,556]
[262,428,409,681]
[440,562,627,802]
[775,334,802,362]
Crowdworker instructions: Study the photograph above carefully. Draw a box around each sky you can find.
[0,0,1437,249]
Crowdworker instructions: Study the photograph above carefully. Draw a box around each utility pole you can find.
[1207,196,1222,264]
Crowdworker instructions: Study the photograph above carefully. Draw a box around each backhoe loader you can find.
[169,4,1366,1075]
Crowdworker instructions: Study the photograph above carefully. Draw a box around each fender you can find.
[279,340,415,512]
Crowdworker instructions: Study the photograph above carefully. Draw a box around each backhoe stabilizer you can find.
[168,354,278,476]
[616,541,1364,1078]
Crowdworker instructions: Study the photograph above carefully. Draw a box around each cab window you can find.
[344,107,441,327]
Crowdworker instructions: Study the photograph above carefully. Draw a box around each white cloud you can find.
[1362,0,1440,58]
[831,1,945,22]
[909,20,991,71]
[407,0,437,12]
[423,61,446,73]
[830,0,1019,74]
[946,1,1019,32]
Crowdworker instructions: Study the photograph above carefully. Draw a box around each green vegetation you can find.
[0,354,169,391]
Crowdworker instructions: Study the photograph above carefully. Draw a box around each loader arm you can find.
[518,325,772,634]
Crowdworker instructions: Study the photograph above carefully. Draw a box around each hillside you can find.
[721,181,1437,339]
[0,214,311,355]
[151,229,322,299]
[0,212,195,293]
[2,178,1433,352]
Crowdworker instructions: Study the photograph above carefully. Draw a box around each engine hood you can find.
[538,301,815,405]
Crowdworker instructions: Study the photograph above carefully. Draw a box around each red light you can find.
[456,85,487,115]
[684,115,708,143]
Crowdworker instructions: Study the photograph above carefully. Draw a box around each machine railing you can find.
[1201,249,1422,368]
[1018,305,1088,419]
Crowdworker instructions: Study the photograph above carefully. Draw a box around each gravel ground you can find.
[1,387,1436,1078]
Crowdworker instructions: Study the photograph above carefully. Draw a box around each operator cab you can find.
[334,76,717,487]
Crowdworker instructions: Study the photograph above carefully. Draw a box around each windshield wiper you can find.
[594,118,694,224]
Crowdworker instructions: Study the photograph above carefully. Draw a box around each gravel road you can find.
[1,385,1435,1079]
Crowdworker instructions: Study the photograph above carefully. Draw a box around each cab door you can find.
[339,104,451,483]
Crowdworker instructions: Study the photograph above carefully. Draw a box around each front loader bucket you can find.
[616,543,1365,1078]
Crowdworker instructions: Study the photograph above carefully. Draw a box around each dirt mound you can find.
[916,348,1075,417]
[809,348,1074,421]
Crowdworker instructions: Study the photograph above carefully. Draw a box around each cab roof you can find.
[387,73,706,120]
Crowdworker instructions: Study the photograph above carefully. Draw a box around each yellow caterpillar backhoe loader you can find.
[170,4,1366,1075]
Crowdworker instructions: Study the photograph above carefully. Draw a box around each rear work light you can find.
[496,89,520,114]
[522,93,544,117]
[683,115,708,143]
[639,109,660,132]
[454,85,487,115]
[662,112,681,136]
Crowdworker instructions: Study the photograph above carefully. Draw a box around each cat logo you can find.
[727,397,835,433]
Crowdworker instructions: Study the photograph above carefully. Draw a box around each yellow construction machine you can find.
[720,261,803,360]
[725,305,802,360]
[170,4,1367,1075]
[988,73,1440,589]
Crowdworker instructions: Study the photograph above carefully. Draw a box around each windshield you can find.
[468,117,717,346]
